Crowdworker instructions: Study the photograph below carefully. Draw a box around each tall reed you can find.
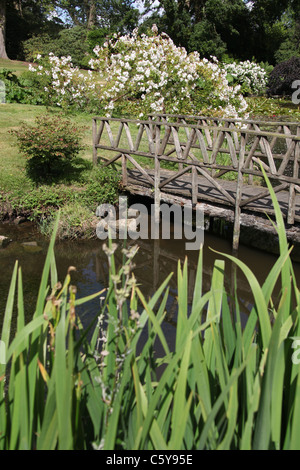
[0,167,300,450]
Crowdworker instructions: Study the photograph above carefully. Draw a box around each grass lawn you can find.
[0,103,121,238]
[0,58,32,77]
[0,103,94,193]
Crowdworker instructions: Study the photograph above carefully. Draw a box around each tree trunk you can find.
[13,0,23,17]
[192,0,206,23]
[87,1,96,29]
[184,0,206,22]
[87,0,97,29]
[0,0,8,59]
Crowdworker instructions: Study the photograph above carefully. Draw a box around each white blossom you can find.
[27,30,249,118]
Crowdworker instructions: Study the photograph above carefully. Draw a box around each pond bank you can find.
[1,190,300,262]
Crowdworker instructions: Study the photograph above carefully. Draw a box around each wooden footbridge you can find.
[92,113,300,252]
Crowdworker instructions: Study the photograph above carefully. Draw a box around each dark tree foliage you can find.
[5,0,139,61]
[267,56,300,96]
[244,0,290,63]
[6,0,63,60]
[141,0,300,64]
[3,0,300,67]
[95,0,139,34]
[141,0,268,61]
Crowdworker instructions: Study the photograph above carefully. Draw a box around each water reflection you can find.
[0,221,299,335]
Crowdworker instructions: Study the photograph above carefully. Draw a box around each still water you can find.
[1,220,300,344]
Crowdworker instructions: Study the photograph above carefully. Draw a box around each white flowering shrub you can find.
[28,28,248,119]
[223,60,267,96]
[90,28,248,119]
[28,53,99,111]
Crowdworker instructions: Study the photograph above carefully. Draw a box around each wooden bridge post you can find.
[122,154,127,186]
[232,132,246,253]
[192,166,198,205]
[154,124,161,238]
[153,238,160,291]
[287,129,300,225]
[92,118,97,165]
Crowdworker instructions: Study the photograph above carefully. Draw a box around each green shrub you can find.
[78,165,121,211]
[41,202,98,240]
[0,69,25,103]
[10,115,86,183]
[86,28,110,52]
[22,33,54,62]
[54,27,91,69]
[0,69,44,105]
[8,184,75,221]
[18,71,49,105]
[23,27,92,70]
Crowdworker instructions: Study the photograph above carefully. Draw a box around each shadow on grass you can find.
[27,157,93,185]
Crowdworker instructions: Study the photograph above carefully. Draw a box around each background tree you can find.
[95,0,140,33]
[50,0,98,28]
[49,0,139,32]
[244,0,290,63]
[274,1,300,62]
[3,0,300,66]
[141,0,253,60]
[0,0,8,58]
[5,0,63,60]
[141,0,300,64]
[4,0,140,61]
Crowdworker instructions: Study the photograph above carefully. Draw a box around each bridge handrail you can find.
[92,115,300,246]
[92,116,300,141]
[148,113,300,128]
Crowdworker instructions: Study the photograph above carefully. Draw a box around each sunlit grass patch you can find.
[0,58,31,77]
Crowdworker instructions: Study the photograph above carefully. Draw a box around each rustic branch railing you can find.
[92,115,300,251]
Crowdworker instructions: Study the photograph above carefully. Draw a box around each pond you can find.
[1,218,300,349]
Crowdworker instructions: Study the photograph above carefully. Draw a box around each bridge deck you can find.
[126,168,300,222]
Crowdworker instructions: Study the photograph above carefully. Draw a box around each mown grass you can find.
[0,103,93,191]
[0,59,31,77]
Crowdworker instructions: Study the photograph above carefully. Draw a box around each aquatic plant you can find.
[0,168,300,450]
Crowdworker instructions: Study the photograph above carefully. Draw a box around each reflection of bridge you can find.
[93,237,255,326]
[92,114,300,251]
